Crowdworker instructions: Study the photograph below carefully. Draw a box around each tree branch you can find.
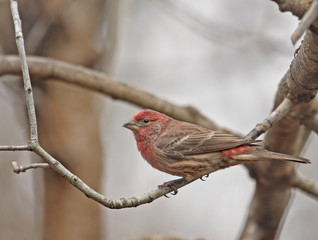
[32,142,198,209]
[240,1,318,238]
[10,0,38,141]
[1,54,303,144]
[244,98,294,140]
[1,55,300,141]
[292,170,318,200]
[0,55,218,130]
[291,0,318,44]
[0,145,31,151]
[12,161,50,173]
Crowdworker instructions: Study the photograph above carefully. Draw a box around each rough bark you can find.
[240,1,318,239]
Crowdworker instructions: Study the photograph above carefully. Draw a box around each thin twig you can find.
[11,161,50,174]
[292,170,318,200]
[0,145,31,151]
[291,0,318,45]
[10,0,38,141]
[244,98,295,140]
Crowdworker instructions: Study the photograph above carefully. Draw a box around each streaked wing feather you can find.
[155,123,258,159]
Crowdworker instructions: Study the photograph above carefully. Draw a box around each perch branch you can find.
[244,98,294,140]
[33,142,198,209]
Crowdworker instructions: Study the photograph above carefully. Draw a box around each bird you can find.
[123,109,310,192]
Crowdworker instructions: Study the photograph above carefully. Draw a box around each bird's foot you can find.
[158,178,185,197]
[200,174,209,181]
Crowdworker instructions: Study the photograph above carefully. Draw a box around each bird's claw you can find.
[158,179,183,197]
[200,174,209,181]
[163,185,178,198]
[158,182,178,197]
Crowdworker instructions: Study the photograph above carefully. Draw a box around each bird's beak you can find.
[123,120,139,132]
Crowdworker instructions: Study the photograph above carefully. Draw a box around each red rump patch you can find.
[221,145,253,158]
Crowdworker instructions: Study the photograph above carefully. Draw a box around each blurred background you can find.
[0,0,317,239]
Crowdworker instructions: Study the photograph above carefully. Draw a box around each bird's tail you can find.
[232,148,310,164]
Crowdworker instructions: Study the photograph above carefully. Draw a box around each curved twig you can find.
[0,55,218,130]
[244,98,294,140]
[33,142,196,209]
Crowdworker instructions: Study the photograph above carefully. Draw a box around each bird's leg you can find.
[200,174,209,181]
[158,177,186,197]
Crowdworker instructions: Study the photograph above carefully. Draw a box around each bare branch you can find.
[0,55,218,130]
[0,145,31,151]
[10,0,38,141]
[292,170,318,200]
[11,160,50,174]
[31,143,197,209]
[244,98,294,140]
[291,0,318,45]
[1,54,301,142]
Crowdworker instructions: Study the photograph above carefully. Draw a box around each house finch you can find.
[124,109,310,188]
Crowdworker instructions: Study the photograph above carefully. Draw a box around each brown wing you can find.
[155,122,258,158]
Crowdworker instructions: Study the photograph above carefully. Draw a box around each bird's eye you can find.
[143,118,150,124]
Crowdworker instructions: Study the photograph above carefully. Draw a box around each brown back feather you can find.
[155,121,260,158]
